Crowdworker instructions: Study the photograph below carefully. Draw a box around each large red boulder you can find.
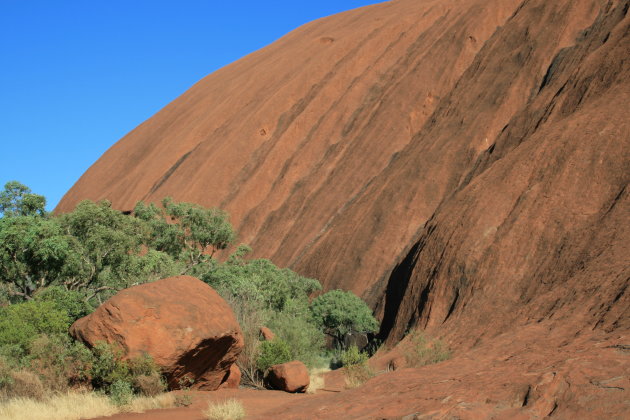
[265,361,309,393]
[69,276,243,390]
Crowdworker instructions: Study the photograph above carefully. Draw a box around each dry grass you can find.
[0,390,176,420]
[203,398,246,420]
[125,393,175,413]
[403,331,451,368]
[306,367,329,394]
[344,363,376,389]
[0,391,117,420]
[2,369,46,400]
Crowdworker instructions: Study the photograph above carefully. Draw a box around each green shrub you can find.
[34,286,93,321]
[133,372,166,397]
[26,334,93,391]
[257,339,292,373]
[0,300,70,359]
[109,379,134,406]
[90,342,165,397]
[340,345,374,388]
[340,345,368,367]
[128,353,165,396]
[267,301,325,368]
[90,342,131,391]
[203,250,321,314]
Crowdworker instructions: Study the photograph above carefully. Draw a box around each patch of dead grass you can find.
[0,390,176,420]
[306,367,329,394]
[203,398,246,420]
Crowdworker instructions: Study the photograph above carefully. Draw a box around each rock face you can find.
[69,276,244,391]
[56,0,526,301]
[60,0,629,416]
[265,361,309,393]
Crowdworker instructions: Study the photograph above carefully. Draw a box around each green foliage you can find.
[206,247,325,377]
[403,331,451,367]
[340,345,374,388]
[267,301,324,368]
[257,339,292,373]
[0,215,74,301]
[0,181,46,218]
[26,334,93,391]
[34,286,93,321]
[58,200,157,296]
[109,379,134,406]
[0,300,71,359]
[134,198,234,275]
[340,345,369,367]
[90,342,131,390]
[204,249,321,313]
[309,290,379,343]
[0,182,383,395]
[89,342,164,397]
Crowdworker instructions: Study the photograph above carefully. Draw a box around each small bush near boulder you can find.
[404,330,451,367]
[203,398,245,420]
[90,342,165,397]
[0,300,70,359]
[34,286,93,322]
[341,345,374,388]
[109,379,134,406]
[257,339,292,373]
[27,334,93,391]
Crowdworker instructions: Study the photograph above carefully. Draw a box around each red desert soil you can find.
[62,0,628,418]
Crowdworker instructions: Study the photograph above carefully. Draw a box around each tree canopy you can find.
[0,181,47,217]
[309,289,379,342]
[0,182,235,304]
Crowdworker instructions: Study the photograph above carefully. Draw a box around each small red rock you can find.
[259,326,276,341]
[265,361,310,393]
[219,363,241,389]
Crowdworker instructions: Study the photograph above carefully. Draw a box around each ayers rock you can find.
[60,0,628,417]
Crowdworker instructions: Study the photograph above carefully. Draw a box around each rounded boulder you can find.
[70,275,243,390]
[265,361,310,393]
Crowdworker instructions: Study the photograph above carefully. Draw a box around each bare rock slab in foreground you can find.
[70,275,244,390]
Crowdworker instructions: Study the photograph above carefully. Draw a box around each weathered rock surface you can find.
[70,276,244,390]
[265,361,310,393]
[265,326,629,419]
[56,0,525,301]
[61,0,629,417]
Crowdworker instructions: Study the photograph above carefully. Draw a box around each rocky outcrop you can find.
[264,326,629,418]
[70,276,243,391]
[265,361,309,393]
[60,0,628,416]
[55,0,526,302]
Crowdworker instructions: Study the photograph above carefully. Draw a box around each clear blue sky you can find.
[0,0,382,210]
